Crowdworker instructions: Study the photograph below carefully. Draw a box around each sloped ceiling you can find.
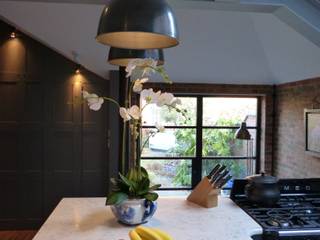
[0,0,320,84]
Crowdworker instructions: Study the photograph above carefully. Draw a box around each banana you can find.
[151,228,173,240]
[129,229,143,240]
[135,226,162,240]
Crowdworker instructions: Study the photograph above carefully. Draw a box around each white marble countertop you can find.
[34,196,262,240]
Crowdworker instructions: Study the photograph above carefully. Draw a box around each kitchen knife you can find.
[217,175,232,189]
[214,172,229,188]
[210,165,227,183]
[212,170,229,187]
[207,164,221,179]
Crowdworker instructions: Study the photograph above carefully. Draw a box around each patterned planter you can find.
[110,199,157,225]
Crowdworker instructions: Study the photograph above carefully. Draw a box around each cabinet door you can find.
[81,81,109,197]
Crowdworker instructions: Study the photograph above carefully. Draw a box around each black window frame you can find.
[140,94,261,190]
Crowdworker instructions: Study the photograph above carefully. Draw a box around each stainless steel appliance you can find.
[231,179,320,240]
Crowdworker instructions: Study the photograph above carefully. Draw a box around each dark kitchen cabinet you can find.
[0,20,110,229]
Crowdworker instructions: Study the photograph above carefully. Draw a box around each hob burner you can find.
[267,210,292,220]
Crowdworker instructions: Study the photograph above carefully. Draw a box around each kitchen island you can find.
[33,196,262,240]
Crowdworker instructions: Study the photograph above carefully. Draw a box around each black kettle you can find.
[245,173,280,207]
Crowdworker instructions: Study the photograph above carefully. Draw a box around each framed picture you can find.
[305,109,320,157]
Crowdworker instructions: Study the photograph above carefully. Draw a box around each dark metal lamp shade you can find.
[96,0,179,49]
[235,122,251,140]
[108,48,164,66]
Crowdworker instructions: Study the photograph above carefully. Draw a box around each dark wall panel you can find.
[0,20,110,230]
[19,128,43,171]
[0,83,21,121]
[0,40,26,74]
[22,83,44,122]
[0,129,19,170]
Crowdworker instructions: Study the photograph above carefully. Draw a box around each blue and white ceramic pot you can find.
[110,199,157,225]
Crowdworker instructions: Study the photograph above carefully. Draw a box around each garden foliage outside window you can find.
[141,96,259,189]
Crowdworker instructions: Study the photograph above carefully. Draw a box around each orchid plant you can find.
[82,58,186,204]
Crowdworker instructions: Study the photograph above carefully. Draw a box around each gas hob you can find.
[231,179,320,240]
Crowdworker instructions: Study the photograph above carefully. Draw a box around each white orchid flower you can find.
[133,78,149,93]
[125,60,137,78]
[88,97,104,111]
[156,92,174,107]
[170,98,182,107]
[119,107,131,122]
[141,88,160,104]
[125,58,158,78]
[128,105,141,120]
[119,105,141,121]
[82,90,90,99]
[155,123,165,133]
[82,91,104,111]
[142,59,157,77]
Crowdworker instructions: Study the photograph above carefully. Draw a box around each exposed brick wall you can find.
[274,77,320,178]
[144,82,274,174]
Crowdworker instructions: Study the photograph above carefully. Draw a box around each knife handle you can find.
[210,165,227,183]
[217,175,232,189]
[207,164,221,179]
[212,170,229,187]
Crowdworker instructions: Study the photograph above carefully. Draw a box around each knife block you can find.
[187,177,220,208]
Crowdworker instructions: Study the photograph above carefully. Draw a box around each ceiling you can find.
[0,0,320,85]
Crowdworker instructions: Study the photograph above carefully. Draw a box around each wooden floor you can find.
[0,231,37,240]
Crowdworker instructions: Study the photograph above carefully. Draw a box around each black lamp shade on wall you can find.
[96,0,179,49]
[235,122,251,140]
[108,48,164,66]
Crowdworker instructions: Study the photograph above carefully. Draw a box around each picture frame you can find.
[305,109,320,157]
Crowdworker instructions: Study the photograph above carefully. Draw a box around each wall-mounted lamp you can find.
[235,122,251,140]
[72,51,82,75]
[235,122,254,176]
[10,31,17,39]
[75,64,81,74]
[74,65,83,85]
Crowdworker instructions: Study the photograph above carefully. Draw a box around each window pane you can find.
[141,97,197,126]
[141,159,192,188]
[202,159,255,181]
[202,129,256,157]
[203,98,257,127]
[141,128,196,157]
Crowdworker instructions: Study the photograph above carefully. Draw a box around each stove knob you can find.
[267,219,280,227]
[306,209,312,214]
[279,221,290,228]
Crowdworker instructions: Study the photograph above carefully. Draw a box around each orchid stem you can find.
[140,131,157,157]
[102,97,121,108]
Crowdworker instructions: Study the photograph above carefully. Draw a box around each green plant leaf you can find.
[127,167,138,182]
[136,178,150,196]
[106,192,128,205]
[149,184,161,191]
[119,172,138,194]
[139,166,149,178]
[144,192,159,202]
[119,173,134,188]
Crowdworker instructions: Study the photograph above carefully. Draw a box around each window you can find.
[141,96,260,190]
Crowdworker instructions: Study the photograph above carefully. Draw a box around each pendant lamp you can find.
[108,48,164,67]
[96,0,179,49]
